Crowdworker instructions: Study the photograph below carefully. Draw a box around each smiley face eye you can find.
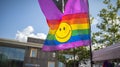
[59,28,61,31]
[63,27,65,30]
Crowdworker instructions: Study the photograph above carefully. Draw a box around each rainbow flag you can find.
[38,0,90,51]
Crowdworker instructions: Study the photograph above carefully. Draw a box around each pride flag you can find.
[38,0,90,51]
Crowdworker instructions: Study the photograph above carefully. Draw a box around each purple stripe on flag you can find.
[64,0,88,15]
[42,40,90,51]
[38,0,62,20]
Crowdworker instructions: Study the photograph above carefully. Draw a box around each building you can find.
[92,43,120,67]
[93,43,120,61]
[0,37,58,67]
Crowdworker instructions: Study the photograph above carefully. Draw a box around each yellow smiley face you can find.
[55,22,72,42]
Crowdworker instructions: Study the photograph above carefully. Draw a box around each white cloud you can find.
[15,26,47,42]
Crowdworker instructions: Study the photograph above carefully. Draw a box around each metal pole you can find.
[87,0,93,67]
[73,47,76,67]
[89,44,93,67]
[62,0,65,13]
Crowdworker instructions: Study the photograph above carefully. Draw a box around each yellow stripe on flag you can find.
[71,23,89,30]
[49,23,89,35]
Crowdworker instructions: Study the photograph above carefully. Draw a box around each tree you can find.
[92,0,120,49]
[56,46,90,66]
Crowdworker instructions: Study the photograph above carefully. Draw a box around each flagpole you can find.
[62,0,65,13]
[89,43,93,67]
[87,0,93,67]
[73,47,76,67]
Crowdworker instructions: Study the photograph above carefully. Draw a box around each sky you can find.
[0,0,116,42]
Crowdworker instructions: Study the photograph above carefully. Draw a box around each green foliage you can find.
[56,46,90,65]
[76,47,90,61]
[56,53,67,64]
[92,0,120,48]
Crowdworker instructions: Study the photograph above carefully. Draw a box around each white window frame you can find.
[48,61,55,67]
[30,48,37,57]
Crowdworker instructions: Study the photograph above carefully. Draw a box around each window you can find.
[0,46,25,67]
[30,48,37,57]
[52,52,56,58]
[48,61,55,67]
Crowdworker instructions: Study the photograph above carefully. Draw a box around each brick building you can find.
[0,37,58,67]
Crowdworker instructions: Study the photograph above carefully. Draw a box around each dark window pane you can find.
[0,46,25,67]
